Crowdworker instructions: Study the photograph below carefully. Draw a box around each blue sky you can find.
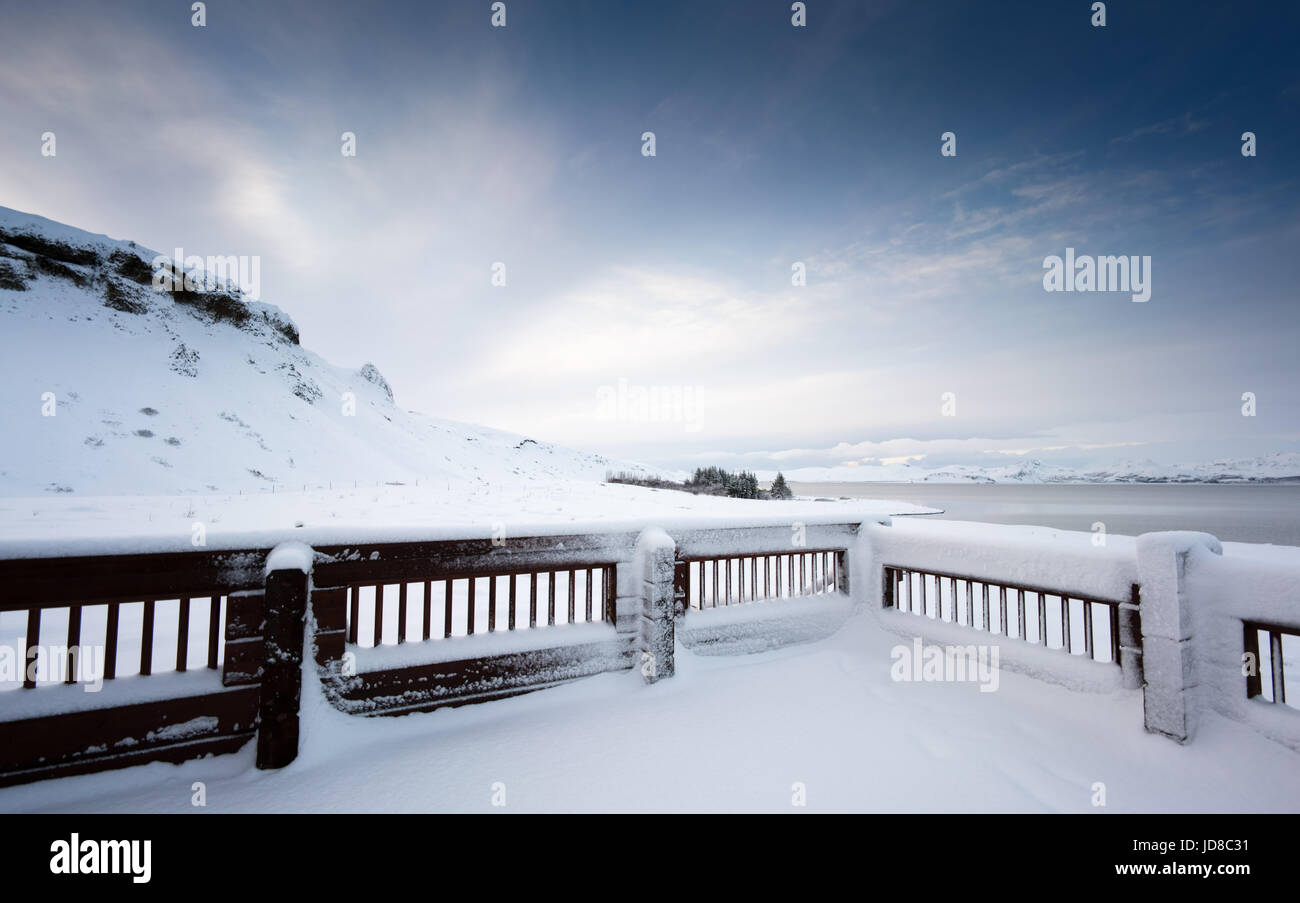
[2,0,1297,472]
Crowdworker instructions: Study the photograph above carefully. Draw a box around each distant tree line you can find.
[607,468,794,500]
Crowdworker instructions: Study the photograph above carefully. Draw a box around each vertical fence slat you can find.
[1037,593,1048,646]
[1270,630,1286,704]
[1017,590,1027,640]
[373,584,384,647]
[207,595,221,669]
[981,583,990,631]
[489,575,498,633]
[176,596,191,672]
[1084,601,1095,660]
[423,581,432,641]
[23,607,40,688]
[467,577,476,636]
[1243,625,1262,698]
[397,583,408,644]
[585,568,593,620]
[445,580,454,639]
[139,600,155,676]
[1109,603,1121,664]
[568,569,576,623]
[547,572,556,626]
[530,573,538,628]
[999,587,1008,636]
[509,574,518,631]
[104,602,119,680]
[1062,596,1071,653]
[347,586,359,645]
[65,604,82,684]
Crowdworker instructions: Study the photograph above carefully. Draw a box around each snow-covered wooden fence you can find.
[866,521,1300,749]
[0,546,267,785]
[2,516,1296,785]
[0,521,864,784]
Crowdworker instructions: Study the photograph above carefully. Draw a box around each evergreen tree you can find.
[770,472,793,499]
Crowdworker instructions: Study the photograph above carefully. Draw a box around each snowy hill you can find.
[0,207,652,496]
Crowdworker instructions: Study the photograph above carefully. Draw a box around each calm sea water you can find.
[789,482,1300,546]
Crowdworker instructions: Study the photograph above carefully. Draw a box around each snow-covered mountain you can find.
[767,453,1300,485]
[0,207,653,496]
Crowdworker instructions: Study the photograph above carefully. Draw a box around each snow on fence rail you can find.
[1,517,1297,786]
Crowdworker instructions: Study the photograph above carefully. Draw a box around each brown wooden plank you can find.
[567,569,576,623]
[207,595,221,669]
[397,582,407,644]
[0,547,267,611]
[176,596,190,672]
[547,572,556,626]
[445,579,454,639]
[0,685,259,787]
[529,573,537,628]
[65,604,82,684]
[23,607,40,688]
[347,585,359,644]
[140,599,155,676]
[104,602,119,680]
[422,581,432,641]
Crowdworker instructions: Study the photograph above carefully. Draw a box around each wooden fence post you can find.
[257,544,313,769]
[1135,532,1221,742]
[636,528,676,683]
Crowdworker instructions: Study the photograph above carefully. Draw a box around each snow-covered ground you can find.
[2,607,1297,814]
[0,481,934,558]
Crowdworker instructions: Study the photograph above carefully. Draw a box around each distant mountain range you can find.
[765,453,1300,485]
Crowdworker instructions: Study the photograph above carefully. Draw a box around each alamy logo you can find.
[890,638,1000,692]
[50,834,151,883]
[1042,248,1151,302]
[152,247,261,300]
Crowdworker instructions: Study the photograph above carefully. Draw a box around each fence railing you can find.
[342,567,615,646]
[882,565,1136,667]
[678,550,842,610]
[0,548,267,787]
[2,521,1296,786]
[311,535,631,718]
[1245,621,1295,707]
